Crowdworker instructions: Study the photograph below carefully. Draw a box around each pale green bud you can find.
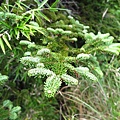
[28,68,54,77]
[19,40,32,45]
[37,48,50,56]
[36,63,44,68]
[24,52,31,56]
[44,75,61,98]
[76,53,90,60]
[61,74,78,85]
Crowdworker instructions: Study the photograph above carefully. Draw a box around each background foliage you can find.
[0,0,120,120]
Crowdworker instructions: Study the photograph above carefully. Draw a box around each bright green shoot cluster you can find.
[20,40,102,98]
[82,31,120,55]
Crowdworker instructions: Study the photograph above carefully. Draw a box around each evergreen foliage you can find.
[20,15,120,99]
[1,100,21,120]
[0,73,8,85]
[0,0,120,119]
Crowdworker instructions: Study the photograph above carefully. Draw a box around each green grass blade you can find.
[51,0,60,8]
[38,0,48,8]
[0,21,11,29]
[0,38,5,54]
[2,35,12,50]
[15,2,24,10]
[37,11,50,22]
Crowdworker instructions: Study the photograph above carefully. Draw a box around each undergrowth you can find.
[0,0,120,120]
